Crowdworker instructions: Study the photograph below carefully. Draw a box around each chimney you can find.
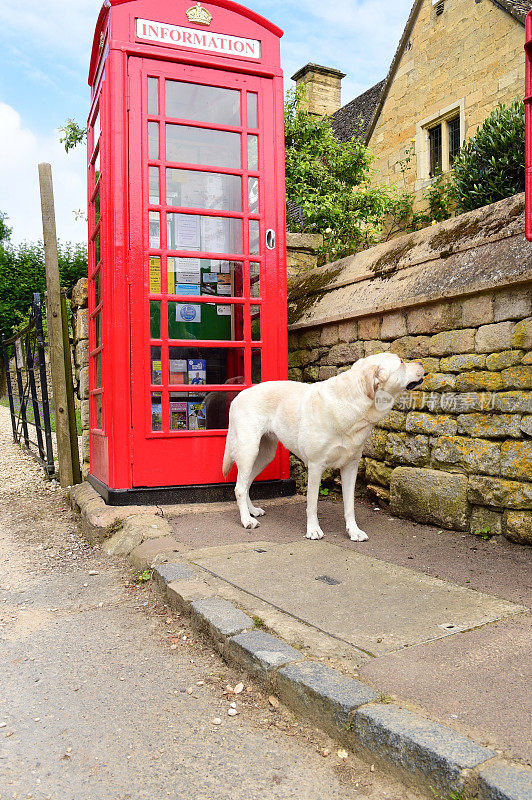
[291,63,346,116]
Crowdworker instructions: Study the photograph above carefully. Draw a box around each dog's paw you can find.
[347,526,368,542]
[249,505,265,517]
[243,517,260,530]
[306,526,324,540]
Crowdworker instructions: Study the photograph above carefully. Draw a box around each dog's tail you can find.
[222,433,233,479]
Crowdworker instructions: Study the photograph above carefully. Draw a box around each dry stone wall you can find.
[287,195,532,544]
[71,278,89,477]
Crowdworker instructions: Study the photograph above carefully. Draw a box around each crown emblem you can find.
[186,3,212,25]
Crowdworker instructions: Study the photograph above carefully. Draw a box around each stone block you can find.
[500,441,532,480]
[225,631,302,680]
[390,336,431,359]
[380,311,407,340]
[79,366,89,400]
[320,324,339,346]
[129,537,183,570]
[76,308,89,341]
[80,399,89,432]
[475,322,514,353]
[420,373,456,391]
[493,288,531,321]
[81,430,90,462]
[455,372,503,392]
[478,759,532,800]
[288,368,302,381]
[338,320,358,343]
[406,413,457,436]
[418,357,440,373]
[485,350,525,370]
[303,366,320,382]
[365,459,393,487]
[190,598,253,646]
[428,330,476,357]
[166,580,216,612]
[299,329,321,349]
[493,392,532,414]
[469,507,503,536]
[74,340,89,369]
[461,294,493,328]
[390,467,469,530]
[71,277,88,309]
[511,317,532,350]
[521,415,532,436]
[275,661,377,741]
[153,562,195,589]
[385,433,429,466]
[375,410,406,431]
[319,366,337,380]
[501,366,532,390]
[503,511,532,545]
[363,428,388,460]
[522,352,532,365]
[353,703,494,795]
[329,342,365,365]
[364,340,390,356]
[431,436,500,476]
[103,513,172,556]
[467,476,532,509]
[288,350,307,369]
[406,303,461,335]
[438,392,491,414]
[358,316,381,340]
[440,354,486,372]
[457,414,521,439]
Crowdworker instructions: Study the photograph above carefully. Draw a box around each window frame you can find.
[415,100,465,190]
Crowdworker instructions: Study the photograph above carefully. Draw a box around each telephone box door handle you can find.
[266,229,275,249]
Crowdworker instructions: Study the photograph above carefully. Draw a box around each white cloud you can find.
[0,102,86,245]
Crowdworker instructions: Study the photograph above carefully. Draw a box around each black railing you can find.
[1,293,55,476]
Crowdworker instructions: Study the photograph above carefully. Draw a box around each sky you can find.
[0,0,413,246]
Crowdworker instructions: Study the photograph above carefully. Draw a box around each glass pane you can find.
[148,77,159,115]
[252,348,261,383]
[94,231,101,264]
[448,116,461,165]
[149,211,160,248]
[94,190,100,225]
[148,121,159,159]
[149,166,159,204]
[168,257,243,297]
[94,351,102,388]
[250,262,260,298]
[166,81,240,126]
[150,345,162,385]
[150,300,161,338]
[247,135,258,170]
[166,124,240,168]
[248,177,259,214]
[149,256,161,293]
[168,347,245,386]
[167,213,243,254]
[151,393,162,431]
[251,305,261,341]
[429,124,442,177]
[95,313,101,347]
[95,393,103,428]
[167,169,242,211]
[94,270,101,306]
[249,220,259,254]
[170,390,241,430]
[94,149,100,184]
[247,93,258,128]
[168,302,244,341]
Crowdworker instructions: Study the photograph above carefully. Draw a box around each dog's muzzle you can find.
[406,378,424,390]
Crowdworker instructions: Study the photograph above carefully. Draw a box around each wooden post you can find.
[38,163,79,487]
[61,290,81,484]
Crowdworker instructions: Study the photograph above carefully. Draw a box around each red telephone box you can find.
[526,9,532,240]
[87,0,294,504]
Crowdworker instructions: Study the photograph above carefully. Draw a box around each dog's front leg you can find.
[341,457,368,542]
[305,461,325,540]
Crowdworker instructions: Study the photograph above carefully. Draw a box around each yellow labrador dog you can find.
[222,353,424,541]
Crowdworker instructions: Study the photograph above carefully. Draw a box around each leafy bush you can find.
[0,215,87,335]
[452,98,524,212]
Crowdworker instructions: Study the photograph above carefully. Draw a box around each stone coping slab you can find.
[478,760,532,800]
[225,630,303,679]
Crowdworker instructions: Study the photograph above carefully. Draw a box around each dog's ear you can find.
[364,365,389,400]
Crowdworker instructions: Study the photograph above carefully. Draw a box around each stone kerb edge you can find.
[150,561,517,798]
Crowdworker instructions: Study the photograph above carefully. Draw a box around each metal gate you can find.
[1,293,55,476]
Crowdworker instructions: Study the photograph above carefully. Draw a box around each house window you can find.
[428,125,442,177]
[448,116,461,165]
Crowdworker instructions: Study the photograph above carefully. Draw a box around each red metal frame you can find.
[87,0,289,496]
[526,10,532,240]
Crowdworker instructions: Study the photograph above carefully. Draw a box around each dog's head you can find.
[358,353,425,410]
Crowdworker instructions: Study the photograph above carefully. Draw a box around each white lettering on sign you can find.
[135,18,261,59]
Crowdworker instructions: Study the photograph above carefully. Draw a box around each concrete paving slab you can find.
[192,541,527,657]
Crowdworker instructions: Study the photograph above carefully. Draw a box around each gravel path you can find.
[0,405,420,800]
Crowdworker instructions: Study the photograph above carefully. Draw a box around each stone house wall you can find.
[287,194,532,544]
[367,0,526,205]
[70,278,89,478]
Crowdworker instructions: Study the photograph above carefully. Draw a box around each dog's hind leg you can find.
[246,434,278,518]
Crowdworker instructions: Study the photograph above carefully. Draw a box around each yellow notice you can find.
[149,256,161,293]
